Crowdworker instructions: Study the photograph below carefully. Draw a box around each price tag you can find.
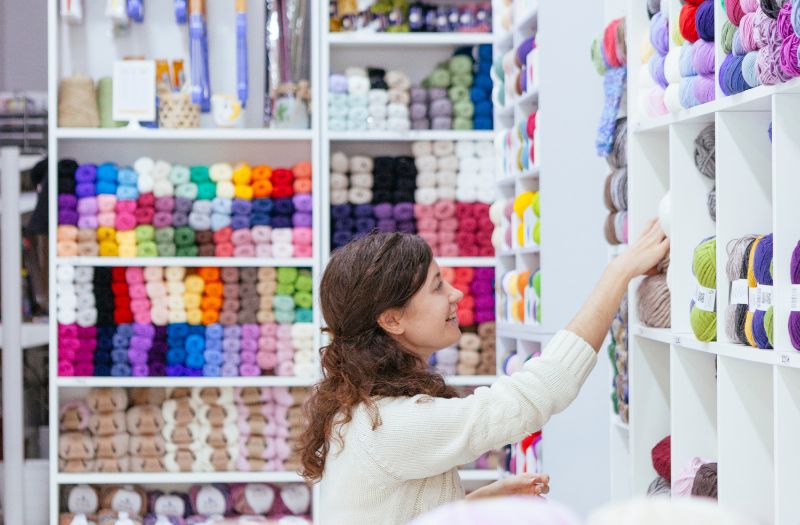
[729,279,749,305]
[694,282,716,313]
[748,286,758,312]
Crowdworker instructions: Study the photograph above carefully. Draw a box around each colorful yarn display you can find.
[330,143,494,256]
[690,237,717,342]
[57,265,314,378]
[641,12,670,117]
[430,267,495,376]
[59,387,312,481]
[511,190,540,249]
[499,267,541,326]
[593,18,627,156]
[498,111,537,178]
[56,158,313,259]
[494,35,538,113]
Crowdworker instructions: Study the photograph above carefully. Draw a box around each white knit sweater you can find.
[317,330,597,525]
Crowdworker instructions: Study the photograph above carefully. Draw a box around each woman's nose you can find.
[449,283,464,302]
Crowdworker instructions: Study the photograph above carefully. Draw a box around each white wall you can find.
[0,0,48,91]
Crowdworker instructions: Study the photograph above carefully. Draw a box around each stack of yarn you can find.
[59,483,312,523]
[648,435,672,496]
[235,387,290,472]
[592,18,627,166]
[640,7,669,117]
[330,68,413,132]
[499,268,541,326]
[498,111,537,178]
[430,267,496,376]
[604,119,628,245]
[718,0,800,94]
[609,295,629,424]
[690,236,717,342]
[56,157,313,258]
[496,36,536,110]
[512,190,540,248]
[789,240,800,350]
[329,2,492,34]
[727,233,773,348]
[694,124,716,220]
[60,387,310,474]
[455,140,495,203]
[489,197,512,253]
[285,387,311,472]
[56,265,314,378]
[330,153,417,249]
[420,45,494,130]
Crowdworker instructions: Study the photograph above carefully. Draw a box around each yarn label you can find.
[244,484,275,515]
[195,486,227,516]
[791,285,800,312]
[748,286,757,312]
[694,283,716,312]
[757,285,773,311]
[729,279,749,306]
[111,489,142,515]
[67,486,98,514]
[154,495,186,517]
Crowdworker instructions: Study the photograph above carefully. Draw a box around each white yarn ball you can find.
[658,191,671,238]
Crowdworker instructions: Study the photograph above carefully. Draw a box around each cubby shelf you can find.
[496,169,539,187]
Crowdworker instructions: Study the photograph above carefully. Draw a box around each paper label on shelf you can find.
[68,485,98,514]
[757,284,773,311]
[748,286,758,312]
[791,285,800,312]
[244,484,275,515]
[729,279,749,305]
[693,282,716,312]
[154,495,186,517]
[195,486,227,516]
[111,489,143,515]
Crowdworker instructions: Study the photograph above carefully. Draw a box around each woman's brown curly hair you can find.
[298,232,458,482]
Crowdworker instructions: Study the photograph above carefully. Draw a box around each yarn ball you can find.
[690,237,717,342]
[674,457,708,497]
[651,436,671,482]
[636,274,671,328]
[647,477,671,497]
[680,4,700,42]
[708,187,716,221]
[691,462,718,499]
[694,124,715,179]
[696,1,715,42]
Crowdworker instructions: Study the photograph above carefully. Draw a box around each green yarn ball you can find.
[591,38,607,75]
[690,238,717,342]
[532,270,541,298]
[532,192,540,217]
[135,224,155,242]
[277,267,299,285]
[533,220,541,245]
[722,21,735,55]
[190,165,211,183]
[137,242,157,257]
[296,308,313,323]
[294,291,313,310]
[276,283,295,296]
[295,272,313,293]
[765,306,774,347]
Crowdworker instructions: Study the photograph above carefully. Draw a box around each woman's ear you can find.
[377,308,405,336]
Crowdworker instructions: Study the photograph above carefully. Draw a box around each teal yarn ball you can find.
[690,237,717,342]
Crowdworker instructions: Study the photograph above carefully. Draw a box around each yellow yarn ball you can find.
[641,32,655,64]
[513,191,535,218]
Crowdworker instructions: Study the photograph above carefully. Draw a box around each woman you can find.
[300,221,668,525]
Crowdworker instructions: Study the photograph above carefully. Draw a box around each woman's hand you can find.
[615,218,669,279]
[465,473,550,501]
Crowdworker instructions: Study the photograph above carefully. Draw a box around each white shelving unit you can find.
[47,1,323,523]
[615,0,800,523]
[492,0,611,515]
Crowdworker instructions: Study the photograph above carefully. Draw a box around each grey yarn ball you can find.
[636,273,671,328]
[607,118,627,170]
[648,0,661,17]
[648,476,671,497]
[707,187,716,221]
[694,124,715,179]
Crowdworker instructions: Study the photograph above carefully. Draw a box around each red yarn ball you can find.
[652,435,672,482]
[726,0,745,25]
[603,19,623,67]
[680,4,700,42]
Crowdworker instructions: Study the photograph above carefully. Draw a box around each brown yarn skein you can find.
[691,462,718,499]
[59,76,100,128]
[636,273,671,328]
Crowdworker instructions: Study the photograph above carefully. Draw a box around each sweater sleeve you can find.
[355,330,597,481]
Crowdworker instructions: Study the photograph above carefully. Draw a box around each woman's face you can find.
[385,260,464,360]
